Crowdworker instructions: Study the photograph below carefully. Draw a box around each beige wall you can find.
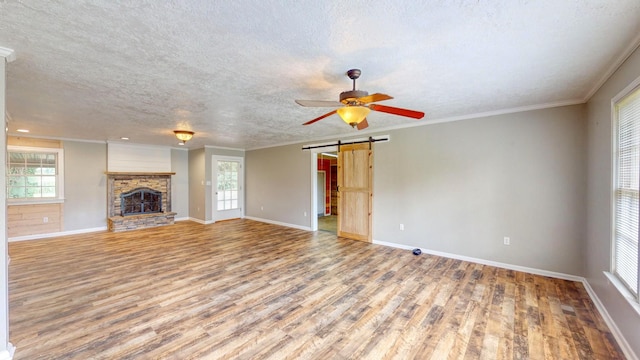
[188,148,206,220]
[171,148,189,219]
[586,44,640,356]
[63,141,107,231]
[373,105,586,275]
[246,143,312,226]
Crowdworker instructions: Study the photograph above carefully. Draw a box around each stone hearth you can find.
[106,172,176,232]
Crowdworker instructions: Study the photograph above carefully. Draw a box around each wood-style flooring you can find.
[8,219,624,359]
[317,215,337,233]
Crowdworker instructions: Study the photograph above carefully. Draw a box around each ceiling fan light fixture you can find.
[173,130,194,143]
[336,106,370,127]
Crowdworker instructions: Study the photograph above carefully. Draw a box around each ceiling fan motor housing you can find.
[340,90,368,105]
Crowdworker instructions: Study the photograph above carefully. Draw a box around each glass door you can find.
[212,156,244,221]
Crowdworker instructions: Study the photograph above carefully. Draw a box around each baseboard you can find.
[373,239,637,359]
[582,279,638,360]
[244,216,311,231]
[8,227,108,242]
[185,217,214,225]
[9,219,208,242]
[0,343,16,360]
[372,239,583,282]
[0,342,15,360]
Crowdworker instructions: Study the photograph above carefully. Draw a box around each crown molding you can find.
[584,31,640,102]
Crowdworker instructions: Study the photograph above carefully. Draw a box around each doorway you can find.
[212,155,244,221]
[317,152,337,233]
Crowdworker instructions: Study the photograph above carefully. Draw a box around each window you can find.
[613,85,640,303]
[7,146,64,202]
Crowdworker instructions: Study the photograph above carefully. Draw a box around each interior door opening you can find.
[317,152,337,233]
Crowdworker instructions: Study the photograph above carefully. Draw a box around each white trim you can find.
[310,152,319,231]
[7,198,64,206]
[187,217,214,225]
[244,216,311,231]
[247,100,584,151]
[611,86,621,278]
[417,99,585,127]
[372,239,584,281]
[610,79,640,302]
[0,47,15,62]
[204,145,246,152]
[317,170,328,216]
[174,217,191,222]
[612,74,640,104]
[105,140,174,150]
[10,134,107,144]
[8,227,107,242]
[586,275,639,360]
[0,343,15,360]
[211,155,244,222]
[604,271,640,317]
[585,32,640,102]
[7,145,65,201]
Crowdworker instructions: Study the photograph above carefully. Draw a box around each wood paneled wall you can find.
[7,203,63,238]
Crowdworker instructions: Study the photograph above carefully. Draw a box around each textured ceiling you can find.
[1,1,639,150]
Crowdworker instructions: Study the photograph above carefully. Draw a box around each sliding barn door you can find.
[337,143,373,242]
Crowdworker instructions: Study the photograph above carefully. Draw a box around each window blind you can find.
[614,87,640,299]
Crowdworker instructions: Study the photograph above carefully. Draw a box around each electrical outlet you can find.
[261,206,264,211]
[304,211,307,217]
[400,224,404,231]
[43,216,48,223]
[503,237,510,245]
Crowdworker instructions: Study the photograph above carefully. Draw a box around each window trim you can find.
[610,75,640,306]
[7,145,65,205]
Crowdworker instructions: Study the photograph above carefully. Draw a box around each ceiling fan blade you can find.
[356,93,393,104]
[356,118,369,130]
[295,100,343,107]
[369,104,425,119]
[302,110,338,125]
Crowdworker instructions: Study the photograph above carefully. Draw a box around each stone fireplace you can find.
[106,172,176,232]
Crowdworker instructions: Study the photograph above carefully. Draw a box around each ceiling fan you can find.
[295,69,425,130]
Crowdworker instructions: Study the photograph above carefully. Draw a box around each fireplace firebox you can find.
[120,187,162,216]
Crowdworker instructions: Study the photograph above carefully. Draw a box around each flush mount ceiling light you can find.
[173,130,194,144]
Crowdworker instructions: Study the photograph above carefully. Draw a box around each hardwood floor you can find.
[8,219,624,359]
[317,215,337,233]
